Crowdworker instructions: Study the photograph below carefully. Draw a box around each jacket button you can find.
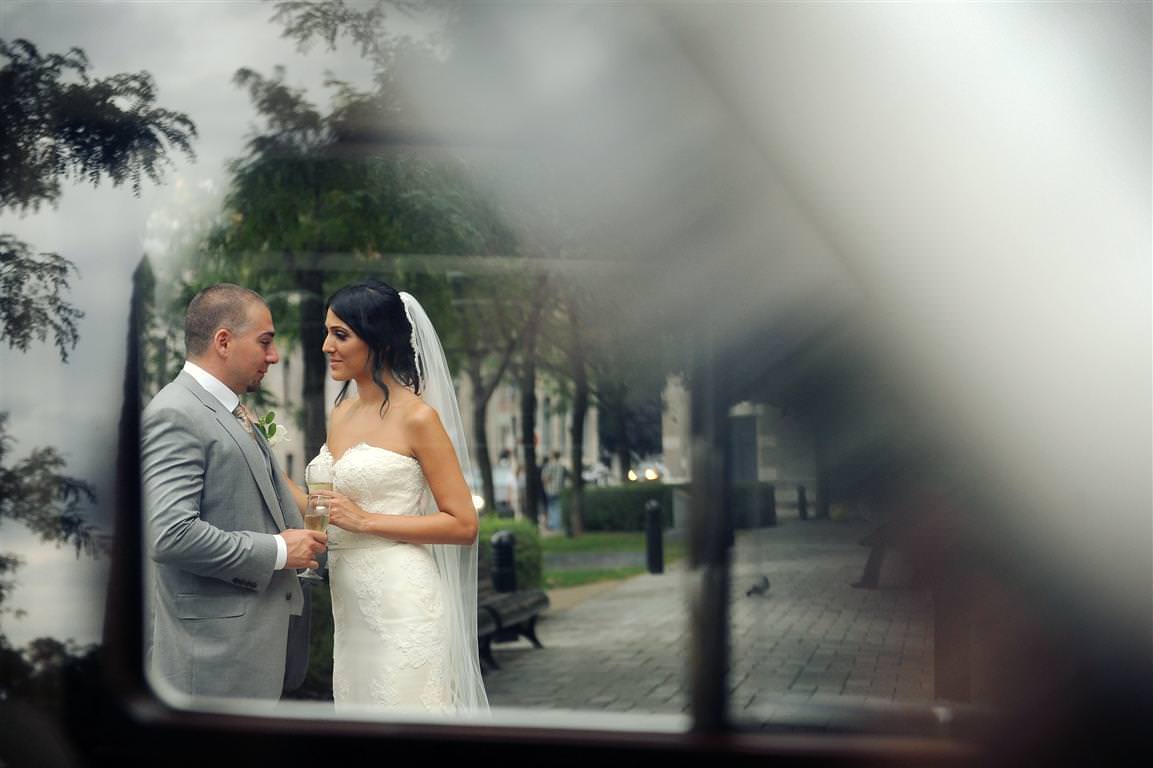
[285,593,292,601]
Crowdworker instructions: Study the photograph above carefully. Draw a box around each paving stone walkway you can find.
[484,515,936,729]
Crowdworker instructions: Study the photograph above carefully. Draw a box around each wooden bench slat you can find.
[475,543,550,673]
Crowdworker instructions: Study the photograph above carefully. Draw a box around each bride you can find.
[289,278,488,714]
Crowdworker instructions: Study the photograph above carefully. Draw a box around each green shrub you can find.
[560,483,680,532]
[561,481,777,531]
[478,515,543,589]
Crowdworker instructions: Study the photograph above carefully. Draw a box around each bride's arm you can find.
[323,405,478,545]
[283,473,307,514]
[285,404,342,514]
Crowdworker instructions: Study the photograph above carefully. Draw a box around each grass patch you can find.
[540,531,651,554]
[542,532,688,590]
[544,566,646,590]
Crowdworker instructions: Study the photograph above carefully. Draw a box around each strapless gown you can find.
[311,443,452,713]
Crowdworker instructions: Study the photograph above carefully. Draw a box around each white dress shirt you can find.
[182,361,289,570]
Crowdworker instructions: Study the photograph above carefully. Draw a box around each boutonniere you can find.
[253,410,290,447]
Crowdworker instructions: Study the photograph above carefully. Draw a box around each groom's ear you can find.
[213,327,233,357]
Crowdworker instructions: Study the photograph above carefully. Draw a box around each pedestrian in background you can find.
[540,451,567,532]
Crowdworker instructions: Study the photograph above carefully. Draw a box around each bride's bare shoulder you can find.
[400,397,442,432]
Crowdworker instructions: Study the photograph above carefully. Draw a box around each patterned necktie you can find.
[233,403,275,483]
[232,403,256,438]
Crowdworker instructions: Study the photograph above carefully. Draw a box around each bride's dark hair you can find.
[325,279,421,414]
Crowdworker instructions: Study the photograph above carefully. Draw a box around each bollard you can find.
[760,483,777,527]
[491,530,517,592]
[645,498,664,574]
[798,485,808,520]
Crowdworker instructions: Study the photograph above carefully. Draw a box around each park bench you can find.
[476,541,550,672]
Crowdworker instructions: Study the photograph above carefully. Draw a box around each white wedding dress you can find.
[313,442,454,714]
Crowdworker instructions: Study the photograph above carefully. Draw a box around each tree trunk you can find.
[468,359,497,515]
[519,337,541,526]
[567,301,588,537]
[299,266,328,474]
[517,276,551,527]
[612,387,632,482]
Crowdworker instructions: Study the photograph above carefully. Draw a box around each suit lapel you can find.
[177,372,289,532]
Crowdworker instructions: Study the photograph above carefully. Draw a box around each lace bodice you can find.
[312,443,428,550]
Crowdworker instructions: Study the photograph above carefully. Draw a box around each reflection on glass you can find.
[727,393,942,732]
[4,0,1142,758]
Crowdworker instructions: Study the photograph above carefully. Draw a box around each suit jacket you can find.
[141,371,305,700]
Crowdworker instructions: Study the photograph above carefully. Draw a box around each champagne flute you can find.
[302,461,332,582]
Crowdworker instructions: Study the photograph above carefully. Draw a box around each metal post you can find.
[688,319,731,733]
[760,483,777,527]
[491,531,517,592]
[798,485,809,520]
[645,498,664,574]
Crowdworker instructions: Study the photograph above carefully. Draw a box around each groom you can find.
[141,283,327,700]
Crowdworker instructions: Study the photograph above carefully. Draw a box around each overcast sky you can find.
[0,0,380,647]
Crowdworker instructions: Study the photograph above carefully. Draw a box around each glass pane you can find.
[2,1,1147,762]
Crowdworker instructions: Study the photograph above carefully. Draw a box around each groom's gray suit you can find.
[142,371,305,699]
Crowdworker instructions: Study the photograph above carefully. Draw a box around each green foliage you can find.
[200,67,517,298]
[0,39,194,363]
[0,38,197,211]
[0,552,24,621]
[539,532,687,589]
[178,60,524,469]
[559,481,778,532]
[561,483,679,532]
[0,414,98,559]
[0,39,190,653]
[0,633,99,709]
[272,1,456,79]
[0,237,83,361]
[478,516,542,590]
[540,530,655,555]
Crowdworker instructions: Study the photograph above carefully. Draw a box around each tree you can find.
[0,236,83,362]
[0,38,196,211]
[187,63,520,471]
[0,37,196,362]
[195,66,372,466]
[590,330,669,483]
[508,273,553,525]
[544,284,593,537]
[271,0,457,80]
[450,273,519,513]
[0,36,194,671]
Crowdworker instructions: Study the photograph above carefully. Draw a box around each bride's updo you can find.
[326,278,422,413]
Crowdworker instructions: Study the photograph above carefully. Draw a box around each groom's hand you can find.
[282,529,328,570]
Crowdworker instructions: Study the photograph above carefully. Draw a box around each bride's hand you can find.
[314,490,374,534]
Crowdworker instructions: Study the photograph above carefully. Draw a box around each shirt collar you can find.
[182,360,240,413]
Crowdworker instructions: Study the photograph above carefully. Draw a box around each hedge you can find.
[559,483,679,532]
[478,516,543,589]
[560,481,777,531]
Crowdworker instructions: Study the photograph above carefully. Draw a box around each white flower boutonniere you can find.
[253,410,290,447]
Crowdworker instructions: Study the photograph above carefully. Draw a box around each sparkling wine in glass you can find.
[302,461,333,581]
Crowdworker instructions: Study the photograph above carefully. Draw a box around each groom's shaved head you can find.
[185,283,267,358]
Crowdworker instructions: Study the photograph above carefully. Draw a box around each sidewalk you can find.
[484,515,937,728]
